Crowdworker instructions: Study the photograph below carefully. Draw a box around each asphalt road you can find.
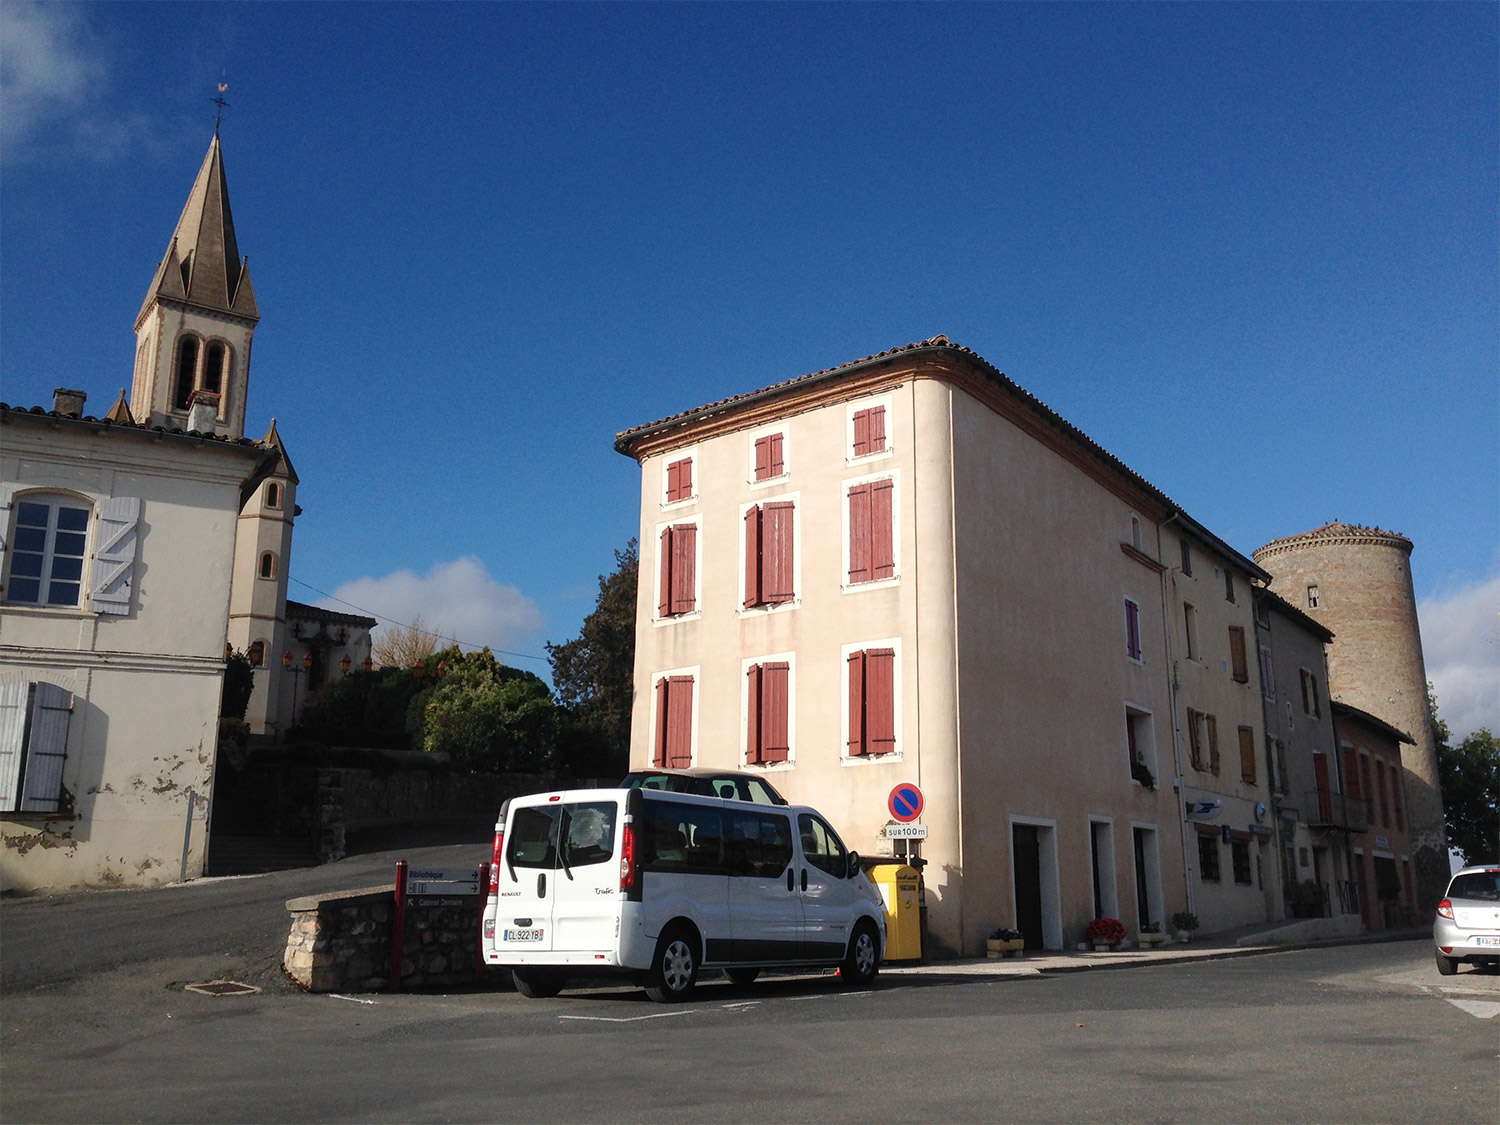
[3,846,1496,1123]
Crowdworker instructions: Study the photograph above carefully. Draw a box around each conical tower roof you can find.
[136,134,259,328]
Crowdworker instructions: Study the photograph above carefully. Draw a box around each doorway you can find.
[1014,824,1044,950]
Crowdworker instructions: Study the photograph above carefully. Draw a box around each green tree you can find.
[421,646,559,773]
[220,651,255,720]
[1437,727,1499,866]
[547,539,637,778]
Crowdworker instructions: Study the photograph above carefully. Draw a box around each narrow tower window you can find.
[173,336,200,410]
[266,482,281,510]
[203,342,227,396]
[259,551,277,580]
[1306,584,1320,609]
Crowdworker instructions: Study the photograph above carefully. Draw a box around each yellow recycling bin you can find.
[867,862,922,962]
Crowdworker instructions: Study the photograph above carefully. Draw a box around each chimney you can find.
[52,388,87,416]
[187,389,221,434]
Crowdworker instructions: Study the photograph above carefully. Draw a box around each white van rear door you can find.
[496,801,560,953]
[551,798,622,953]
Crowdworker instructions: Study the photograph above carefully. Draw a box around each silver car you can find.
[1434,865,1500,976]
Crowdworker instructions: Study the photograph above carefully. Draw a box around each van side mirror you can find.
[846,851,861,879]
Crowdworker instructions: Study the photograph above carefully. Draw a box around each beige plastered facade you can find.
[0,413,266,891]
[622,345,1204,955]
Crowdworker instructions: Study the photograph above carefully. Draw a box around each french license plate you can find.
[1475,936,1500,946]
[504,928,544,942]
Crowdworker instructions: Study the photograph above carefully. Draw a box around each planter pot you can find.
[1137,932,1165,947]
[1173,931,1193,943]
[1092,941,1115,953]
[986,938,1024,958]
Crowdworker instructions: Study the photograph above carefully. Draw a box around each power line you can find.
[286,576,549,666]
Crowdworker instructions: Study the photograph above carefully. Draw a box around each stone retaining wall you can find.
[284,884,495,992]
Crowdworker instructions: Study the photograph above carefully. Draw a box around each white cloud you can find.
[0,2,102,153]
[1419,571,1500,740]
[325,557,545,661]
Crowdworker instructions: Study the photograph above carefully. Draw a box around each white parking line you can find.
[1446,999,1500,1020]
[330,994,378,1005]
[558,1009,701,1023]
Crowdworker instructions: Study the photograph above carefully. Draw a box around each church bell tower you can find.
[129,133,259,439]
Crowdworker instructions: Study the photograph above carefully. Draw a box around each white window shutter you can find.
[20,683,72,813]
[89,497,141,614]
[0,484,13,559]
[0,681,27,811]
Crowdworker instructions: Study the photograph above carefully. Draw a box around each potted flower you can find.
[986,927,1024,958]
[1171,911,1199,942]
[1137,921,1165,947]
[1085,917,1126,951]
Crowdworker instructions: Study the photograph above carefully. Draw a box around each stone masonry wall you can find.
[284,884,494,992]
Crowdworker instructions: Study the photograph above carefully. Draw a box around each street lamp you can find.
[283,649,312,727]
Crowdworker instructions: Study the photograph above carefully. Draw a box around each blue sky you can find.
[2,2,1496,734]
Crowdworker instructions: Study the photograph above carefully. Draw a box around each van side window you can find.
[726,810,794,877]
[562,802,617,867]
[641,798,724,874]
[508,806,559,869]
[798,813,848,878]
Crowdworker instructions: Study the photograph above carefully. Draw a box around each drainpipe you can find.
[1159,513,1196,919]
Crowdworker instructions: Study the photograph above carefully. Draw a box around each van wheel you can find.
[512,969,564,998]
[841,921,880,987]
[645,927,698,1002]
[1434,950,1458,977]
[726,967,760,986]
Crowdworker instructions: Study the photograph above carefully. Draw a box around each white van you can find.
[481,786,886,1001]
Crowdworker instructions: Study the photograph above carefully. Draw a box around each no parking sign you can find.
[888,783,924,823]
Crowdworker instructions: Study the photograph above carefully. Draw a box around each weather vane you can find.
[212,78,230,135]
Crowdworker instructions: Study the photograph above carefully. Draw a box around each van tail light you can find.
[619,822,637,891]
[1436,898,1454,920]
[489,829,505,893]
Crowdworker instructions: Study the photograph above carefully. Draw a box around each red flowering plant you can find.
[1085,917,1126,945]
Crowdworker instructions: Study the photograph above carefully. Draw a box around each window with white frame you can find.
[742,498,796,609]
[652,671,696,768]
[1124,598,1143,661]
[656,517,699,618]
[1183,602,1199,660]
[744,654,794,765]
[846,473,896,587]
[0,680,73,813]
[1,490,139,614]
[750,430,787,484]
[663,455,695,504]
[1126,706,1155,786]
[847,396,893,461]
[844,641,899,759]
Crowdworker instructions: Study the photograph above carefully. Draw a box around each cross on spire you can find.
[212,80,230,136]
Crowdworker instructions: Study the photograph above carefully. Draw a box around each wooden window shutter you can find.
[20,683,71,813]
[762,662,790,763]
[1313,752,1332,822]
[658,527,673,617]
[763,502,794,603]
[669,524,696,615]
[0,485,13,559]
[848,483,871,584]
[866,649,896,755]
[0,681,27,811]
[1206,714,1220,775]
[754,434,784,481]
[1341,747,1361,799]
[1187,709,1203,770]
[853,410,871,457]
[847,651,866,756]
[868,406,886,453]
[664,676,694,768]
[653,678,670,766]
[88,496,142,615]
[1125,600,1141,660]
[746,664,763,764]
[744,506,761,607]
[666,458,692,502]
[871,479,893,579]
[1238,725,1256,784]
[1228,627,1248,683]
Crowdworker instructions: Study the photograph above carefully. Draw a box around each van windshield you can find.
[507,801,617,871]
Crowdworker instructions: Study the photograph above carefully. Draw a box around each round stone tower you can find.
[1253,522,1447,909]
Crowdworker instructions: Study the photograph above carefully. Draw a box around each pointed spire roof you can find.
[103,389,133,424]
[136,134,259,328]
[259,418,299,484]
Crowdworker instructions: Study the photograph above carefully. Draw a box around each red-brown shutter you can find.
[1341,747,1361,799]
[867,406,886,453]
[1238,725,1256,783]
[853,410,871,457]
[754,434,784,482]
[665,676,694,768]
[666,458,692,502]
[763,502,794,603]
[848,483,871,584]
[1229,627,1248,683]
[670,523,696,614]
[867,649,896,755]
[871,478,894,579]
[746,663,763,764]
[847,650,866,756]
[1206,714,1220,775]
[654,677,670,766]
[658,527,673,618]
[744,505,761,607]
[1313,752,1332,822]
[1125,599,1142,660]
[762,662,789,762]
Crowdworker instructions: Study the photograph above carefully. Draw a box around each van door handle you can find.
[801,869,808,892]
[786,869,794,892]
[537,872,547,898]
